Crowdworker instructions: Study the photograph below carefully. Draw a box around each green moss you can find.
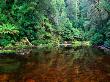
[0,50,16,54]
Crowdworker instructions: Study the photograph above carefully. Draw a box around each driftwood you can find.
[58,41,72,47]
[21,37,33,46]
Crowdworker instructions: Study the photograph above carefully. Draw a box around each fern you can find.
[0,23,19,35]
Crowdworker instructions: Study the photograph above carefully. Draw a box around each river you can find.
[0,47,110,82]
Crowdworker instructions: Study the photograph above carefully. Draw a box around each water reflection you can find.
[0,47,110,82]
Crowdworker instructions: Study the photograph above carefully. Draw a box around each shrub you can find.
[0,23,19,47]
[90,33,104,45]
[104,39,110,47]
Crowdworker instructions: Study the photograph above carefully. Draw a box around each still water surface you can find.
[0,47,110,82]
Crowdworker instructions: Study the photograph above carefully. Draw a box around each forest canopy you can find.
[0,0,110,48]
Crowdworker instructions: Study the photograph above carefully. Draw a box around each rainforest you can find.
[0,0,110,48]
[0,0,110,82]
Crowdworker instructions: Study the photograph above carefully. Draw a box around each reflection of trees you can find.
[4,47,109,82]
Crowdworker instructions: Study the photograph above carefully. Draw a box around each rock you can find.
[94,45,110,51]
[0,47,2,49]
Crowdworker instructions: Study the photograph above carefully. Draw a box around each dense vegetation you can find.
[0,0,110,48]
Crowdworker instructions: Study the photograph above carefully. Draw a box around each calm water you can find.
[0,47,110,82]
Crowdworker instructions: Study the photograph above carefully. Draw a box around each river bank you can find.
[0,41,110,56]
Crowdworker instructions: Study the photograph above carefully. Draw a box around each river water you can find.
[0,47,110,82]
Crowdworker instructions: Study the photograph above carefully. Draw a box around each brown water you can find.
[0,47,110,82]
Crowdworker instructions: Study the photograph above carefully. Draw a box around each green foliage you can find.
[90,33,104,45]
[0,0,55,47]
[31,40,51,45]
[0,13,7,23]
[104,39,110,47]
[59,18,82,41]
[102,20,110,47]
[0,23,19,34]
[0,39,11,47]
[0,23,19,47]
[60,19,73,40]
[72,41,82,47]
[0,0,110,48]
[99,0,110,11]
[83,28,96,40]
